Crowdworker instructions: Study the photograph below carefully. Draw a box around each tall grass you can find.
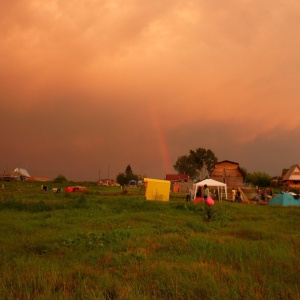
[0,182,300,299]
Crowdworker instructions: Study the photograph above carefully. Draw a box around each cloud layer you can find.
[1,0,300,180]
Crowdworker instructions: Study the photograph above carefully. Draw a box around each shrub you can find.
[53,174,68,183]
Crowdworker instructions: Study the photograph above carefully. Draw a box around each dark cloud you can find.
[1,0,300,180]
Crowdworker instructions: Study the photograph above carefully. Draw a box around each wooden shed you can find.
[210,160,244,188]
[0,168,31,181]
[282,164,300,188]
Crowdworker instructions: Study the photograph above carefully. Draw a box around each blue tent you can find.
[128,180,137,185]
[268,193,300,207]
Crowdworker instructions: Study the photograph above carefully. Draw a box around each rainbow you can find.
[153,117,172,175]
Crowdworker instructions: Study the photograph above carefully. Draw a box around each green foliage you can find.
[245,171,272,187]
[1,184,300,299]
[0,195,63,212]
[116,172,127,186]
[53,174,68,183]
[173,155,192,175]
[173,147,217,179]
[239,166,248,179]
[63,230,131,249]
[116,164,138,185]
[185,202,233,223]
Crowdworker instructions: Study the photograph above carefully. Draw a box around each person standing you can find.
[268,187,273,197]
[185,187,192,202]
[203,184,209,202]
[231,188,236,202]
[235,188,241,202]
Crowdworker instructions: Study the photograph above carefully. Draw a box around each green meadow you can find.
[0,182,300,300]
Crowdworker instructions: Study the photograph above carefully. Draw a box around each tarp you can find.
[193,179,227,201]
[64,186,87,193]
[268,193,300,207]
[144,178,170,201]
[194,195,215,206]
[129,180,137,185]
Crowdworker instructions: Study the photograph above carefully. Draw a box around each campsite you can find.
[0,180,300,299]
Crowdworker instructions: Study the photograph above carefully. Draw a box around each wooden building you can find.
[282,165,300,188]
[165,174,193,193]
[210,160,244,188]
[0,168,31,181]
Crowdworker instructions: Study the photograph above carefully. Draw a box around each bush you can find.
[245,172,272,187]
[53,174,68,183]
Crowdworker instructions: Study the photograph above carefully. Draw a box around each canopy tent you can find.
[193,179,227,201]
[268,193,300,207]
[128,180,137,185]
[144,178,171,201]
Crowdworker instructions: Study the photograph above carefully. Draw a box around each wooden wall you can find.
[210,161,244,188]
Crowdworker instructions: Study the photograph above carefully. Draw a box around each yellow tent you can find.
[144,178,170,201]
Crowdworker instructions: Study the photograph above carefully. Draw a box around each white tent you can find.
[193,179,227,201]
[14,168,31,178]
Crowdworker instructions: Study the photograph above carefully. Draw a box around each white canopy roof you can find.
[193,179,227,201]
[195,179,226,187]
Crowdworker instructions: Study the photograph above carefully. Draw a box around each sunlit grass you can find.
[0,181,300,299]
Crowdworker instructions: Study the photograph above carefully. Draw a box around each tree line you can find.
[53,147,275,187]
[172,147,274,186]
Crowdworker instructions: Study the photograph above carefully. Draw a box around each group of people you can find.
[257,186,273,202]
[186,185,244,203]
[231,187,243,202]
[186,184,210,202]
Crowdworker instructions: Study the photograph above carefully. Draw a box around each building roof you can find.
[210,160,243,177]
[213,160,239,168]
[13,168,31,178]
[283,165,300,181]
[281,168,289,179]
[165,174,190,181]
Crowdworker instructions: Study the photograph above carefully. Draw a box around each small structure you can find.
[28,177,50,182]
[269,193,300,207]
[97,179,120,187]
[0,168,31,181]
[282,165,300,188]
[166,174,194,193]
[144,178,171,201]
[210,160,244,187]
[128,180,137,186]
[0,172,13,181]
[192,178,227,201]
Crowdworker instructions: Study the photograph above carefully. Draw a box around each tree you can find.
[116,165,138,186]
[116,173,127,186]
[53,174,68,183]
[173,155,197,176]
[245,172,272,187]
[239,166,248,179]
[173,148,218,179]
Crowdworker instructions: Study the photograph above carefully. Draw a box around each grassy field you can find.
[0,181,299,300]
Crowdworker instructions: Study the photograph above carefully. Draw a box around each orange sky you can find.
[1,0,300,180]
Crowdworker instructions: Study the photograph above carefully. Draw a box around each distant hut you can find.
[97,179,120,187]
[0,168,31,181]
[210,160,244,188]
[165,174,193,193]
[282,164,300,188]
